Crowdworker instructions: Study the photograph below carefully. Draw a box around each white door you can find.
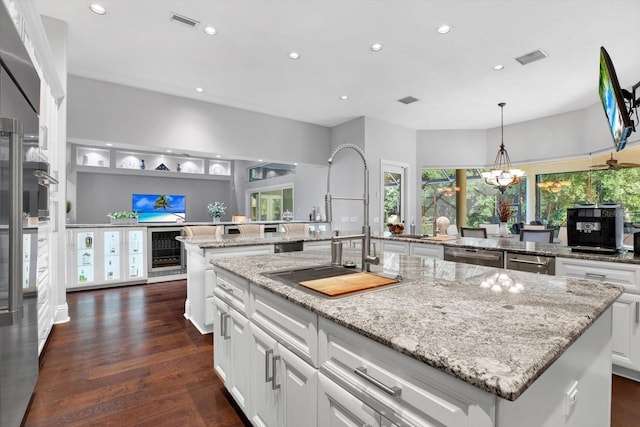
[318,373,380,427]
[213,297,231,384]
[612,292,640,371]
[250,323,280,427]
[279,344,318,427]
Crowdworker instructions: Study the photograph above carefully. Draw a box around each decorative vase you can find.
[499,222,509,237]
[212,216,220,224]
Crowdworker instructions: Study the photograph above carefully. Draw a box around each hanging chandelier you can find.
[536,179,571,193]
[481,102,525,193]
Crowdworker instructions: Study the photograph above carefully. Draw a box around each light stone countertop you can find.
[178,231,333,249]
[210,249,623,401]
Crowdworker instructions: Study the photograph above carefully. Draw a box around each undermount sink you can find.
[263,265,403,298]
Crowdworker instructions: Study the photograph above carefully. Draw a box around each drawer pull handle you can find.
[510,258,549,266]
[220,313,230,340]
[354,367,401,397]
[265,349,274,384]
[636,302,639,324]
[585,272,606,280]
[271,355,281,390]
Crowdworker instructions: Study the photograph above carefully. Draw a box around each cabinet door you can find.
[103,230,122,282]
[213,297,231,384]
[125,229,145,280]
[318,373,380,427]
[228,307,251,413]
[279,344,317,427]
[250,323,280,427]
[74,230,97,286]
[612,292,640,371]
[380,240,409,256]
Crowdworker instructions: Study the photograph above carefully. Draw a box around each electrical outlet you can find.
[564,380,579,416]
[340,216,349,222]
[373,217,379,223]
[350,217,357,222]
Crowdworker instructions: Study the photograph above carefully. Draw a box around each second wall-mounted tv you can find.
[599,46,634,151]
[132,194,186,222]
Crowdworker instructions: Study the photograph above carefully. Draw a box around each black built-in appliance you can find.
[567,206,623,254]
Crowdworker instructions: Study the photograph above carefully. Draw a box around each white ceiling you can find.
[34,0,640,131]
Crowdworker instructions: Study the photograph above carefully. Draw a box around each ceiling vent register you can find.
[170,13,199,28]
[515,49,548,65]
[398,96,419,105]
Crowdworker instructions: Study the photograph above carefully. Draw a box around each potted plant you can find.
[107,211,139,225]
[207,202,226,223]
[497,199,513,237]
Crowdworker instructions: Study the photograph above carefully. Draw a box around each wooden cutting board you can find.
[299,272,399,296]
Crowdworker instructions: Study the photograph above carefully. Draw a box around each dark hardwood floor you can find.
[23,280,640,426]
[24,280,250,427]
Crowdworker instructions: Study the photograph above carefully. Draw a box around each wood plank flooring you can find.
[24,280,250,426]
[23,280,640,426]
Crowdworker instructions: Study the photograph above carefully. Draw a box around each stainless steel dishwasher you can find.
[506,252,555,275]
[443,246,504,268]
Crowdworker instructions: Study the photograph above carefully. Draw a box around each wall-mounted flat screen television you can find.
[599,46,634,151]
[132,194,186,222]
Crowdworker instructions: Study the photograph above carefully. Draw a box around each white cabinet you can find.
[556,257,640,380]
[379,240,409,256]
[409,242,444,260]
[249,322,318,427]
[67,227,147,289]
[318,373,380,427]
[611,293,640,376]
[213,296,251,413]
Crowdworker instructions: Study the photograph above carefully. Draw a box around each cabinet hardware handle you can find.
[636,302,639,324]
[220,313,230,340]
[354,367,401,397]
[509,258,549,266]
[265,349,274,384]
[271,355,281,390]
[585,272,606,280]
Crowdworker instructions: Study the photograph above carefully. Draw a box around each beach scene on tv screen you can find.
[133,194,186,222]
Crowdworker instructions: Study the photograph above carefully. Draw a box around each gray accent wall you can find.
[75,172,232,224]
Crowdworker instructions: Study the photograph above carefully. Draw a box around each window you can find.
[536,167,640,227]
[248,163,296,182]
[249,187,294,221]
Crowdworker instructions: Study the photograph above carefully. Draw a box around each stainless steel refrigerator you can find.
[0,1,42,425]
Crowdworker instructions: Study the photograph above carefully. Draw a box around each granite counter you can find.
[210,249,623,401]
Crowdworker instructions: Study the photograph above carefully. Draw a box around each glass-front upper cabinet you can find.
[76,231,95,285]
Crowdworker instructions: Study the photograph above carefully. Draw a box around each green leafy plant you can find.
[207,202,226,218]
[66,200,72,214]
[107,211,139,220]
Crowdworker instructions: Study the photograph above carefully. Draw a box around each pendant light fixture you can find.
[481,102,525,193]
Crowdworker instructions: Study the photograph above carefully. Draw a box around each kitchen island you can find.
[210,249,623,426]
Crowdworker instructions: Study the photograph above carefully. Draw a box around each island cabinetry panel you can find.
[409,242,444,260]
[318,318,493,427]
[318,373,381,426]
[303,240,331,250]
[378,240,409,256]
[249,322,318,427]
[556,257,640,379]
[213,296,251,414]
[66,227,147,290]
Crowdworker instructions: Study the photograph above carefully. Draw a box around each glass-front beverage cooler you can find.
[67,227,147,290]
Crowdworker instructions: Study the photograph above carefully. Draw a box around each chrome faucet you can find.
[325,144,379,272]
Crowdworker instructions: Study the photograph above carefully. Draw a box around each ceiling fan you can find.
[590,153,640,170]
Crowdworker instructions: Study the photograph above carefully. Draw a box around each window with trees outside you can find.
[249,187,294,221]
[421,169,526,235]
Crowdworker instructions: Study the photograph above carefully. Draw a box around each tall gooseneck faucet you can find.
[325,144,379,271]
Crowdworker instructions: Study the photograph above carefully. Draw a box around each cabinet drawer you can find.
[250,285,319,367]
[319,318,493,427]
[409,243,444,260]
[213,267,250,316]
[380,241,409,255]
[556,257,640,293]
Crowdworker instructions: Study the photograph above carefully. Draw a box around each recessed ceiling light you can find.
[494,64,505,71]
[166,149,172,153]
[294,163,298,166]
[216,154,222,158]
[370,43,383,52]
[106,143,113,147]
[195,87,204,93]
[436,25,451,34]
[258,159,263,162]
[339,95,349,100]
[204,26,217,35]
[89,4,107,15]
[288,52,300,60]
